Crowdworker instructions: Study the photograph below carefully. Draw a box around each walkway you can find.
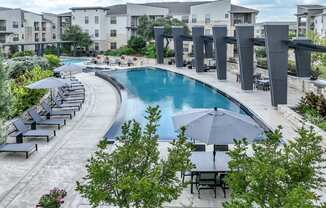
[0,73,119,207]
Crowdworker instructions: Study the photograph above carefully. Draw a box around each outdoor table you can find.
[190,151,230,194]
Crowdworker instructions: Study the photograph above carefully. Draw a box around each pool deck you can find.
[0,63,323,207]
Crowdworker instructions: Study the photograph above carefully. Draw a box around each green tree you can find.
[224,126,326,208]
[127,36,146,53]
[76,106,193,208]
[137,16,189,49]
[62,25,93,51]
[0,55,11,143]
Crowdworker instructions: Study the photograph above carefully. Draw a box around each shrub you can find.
[76,106,193,208]
[10,66,53,117]
[44,46,58,55]
[127,36,146,53]
[311,66,322,80]
[298,92,326,118]
[44,54,61,69]
[11,50,34,58]
[37,188,67,208]
[288,59,296,74]
[255,47,266,58]
[257,58,267,68]
[144,42,156,58]
[7,56,49,79]
[0,55,11,143]
[104,46,136,56]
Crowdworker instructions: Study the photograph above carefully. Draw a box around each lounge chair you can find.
[27,109,66,130]
[127,58,134,67]
[12,118,55,143]
[57,91,84,103]
[53,98,81,110]
[41,102,75,119]
[0,143,37,159]
[59,88,85,97]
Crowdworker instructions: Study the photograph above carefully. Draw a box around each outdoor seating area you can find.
[2,67,86,159]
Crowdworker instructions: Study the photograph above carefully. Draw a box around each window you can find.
[182,16,189,24]
[205,14,211,24]
[205,29,211,35]
[183,44,189,52]
[225,13,229,19]
[95,16,99,24]
[34,33,39,42]
[13,34,19,41]
[42,33,46,41]
[192,15,197,23]
[34,22,39,31]
[52,25,56,29]
[21,34,24,39]
[12,21,18,28]
[94,42,99,51]
[110,42,117,49]
[52,33,56,39]
[85,16,89,24]
[110,16,117,24]
[110,29,117,37]
[95,29,99,37]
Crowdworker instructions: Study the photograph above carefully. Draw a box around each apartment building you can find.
[71,0,258,52]
[296,4,326,37]
[0,7,63,52]
[255,21,297,38]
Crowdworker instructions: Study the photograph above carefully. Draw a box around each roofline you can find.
[70,6,107,10]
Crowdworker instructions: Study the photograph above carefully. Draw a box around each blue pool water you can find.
[107,68,254,140]
[61,58,87,65]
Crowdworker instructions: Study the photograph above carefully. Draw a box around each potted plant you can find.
[36,188,67,208]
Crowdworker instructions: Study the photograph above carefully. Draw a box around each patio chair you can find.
[127,58,134,67]
[0,143,37,159]
[41,102,75,119]
[219,173,229,198]
[12,118,55,143]
[27,109,66,130]
[182,144,206,183]
[196,172,218,199]
[53,98,81,111]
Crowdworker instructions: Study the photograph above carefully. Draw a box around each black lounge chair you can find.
[53,98,81,110]
[57,91,84,103]
[0,143,37,159]
[12,118,55,143]
[27,109,66,130]
[41,102,75,119]
[59,88,85,97]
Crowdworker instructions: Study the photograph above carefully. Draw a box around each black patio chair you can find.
[27,109,66,130]
[53,98,81,110]
[41,102,75,119]
[181,144,206,183]
[0,143,37,159]
[196,172,218,199]
[12,118,55,143]
[219,173,229,198]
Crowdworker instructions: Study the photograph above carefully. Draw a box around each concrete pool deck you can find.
[0,64,322,207]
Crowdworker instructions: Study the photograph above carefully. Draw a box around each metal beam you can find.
[212,26,227,80]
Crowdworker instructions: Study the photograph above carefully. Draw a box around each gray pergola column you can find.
[171,26,184,67]
[293,38,312,77]
[154,26,165,64]
[204,40,213,58]
[192,26,205,72]
[236,25,255,90]
[212,26,227,80]
[264,24,289,106]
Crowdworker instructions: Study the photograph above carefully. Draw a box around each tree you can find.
[76,106,193,208]
[127,36,146,53]
[62,25,92,51]
[137,16,189,49]
[224,126,326,208]
[0,55,11,143]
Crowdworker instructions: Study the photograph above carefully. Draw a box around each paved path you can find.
[0,73,119,208]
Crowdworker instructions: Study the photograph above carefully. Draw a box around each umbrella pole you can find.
[213,150,216,162]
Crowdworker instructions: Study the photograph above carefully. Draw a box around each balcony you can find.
[0,26,6,31]
[34,27,40,31]
[42,27,46,31]
[35,38,39,42]
[42,38,46,42]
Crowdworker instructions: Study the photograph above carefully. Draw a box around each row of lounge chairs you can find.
[0,78,85,159]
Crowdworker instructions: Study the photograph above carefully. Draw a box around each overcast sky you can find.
[0,0,325,22]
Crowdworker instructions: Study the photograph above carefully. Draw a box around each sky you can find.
[0,0,325,22]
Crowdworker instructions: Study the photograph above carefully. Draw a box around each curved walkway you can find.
[0,73,119,207]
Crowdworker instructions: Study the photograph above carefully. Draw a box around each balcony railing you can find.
[42,27,46,31]
[34,27,40,31]
[42,38,46,42]
[0,26,6,31]
[35,38,39,42]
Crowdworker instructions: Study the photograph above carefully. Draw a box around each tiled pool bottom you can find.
[105,68,257,140]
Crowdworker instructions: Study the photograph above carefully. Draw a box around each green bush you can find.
[104,46,136,56]
[10,66,53,117]
[255,47,266,58]
[127,36,146,53]
[44,46,58,55]
[7,56,49,79]
[144,43,156,58]
[11,50,34,58]
[257,58,267,68]
[288,60,296,74]
[44,54,61,69]
[38,188,67,208]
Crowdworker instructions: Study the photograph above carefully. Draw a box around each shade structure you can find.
[172,108,264,145]
[54,64,83,74]
[26,77,68,89]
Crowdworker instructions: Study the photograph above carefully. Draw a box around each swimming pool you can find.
[106,68,258,140]
[61,58,88,65]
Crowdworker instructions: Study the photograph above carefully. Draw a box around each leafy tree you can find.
[137,16,189,49]
[224,126,326,208]
[0,55,11,143]
[76,106,193,208]
[127,36,146,53]
[62,25,93,51]
[44,54,61,69]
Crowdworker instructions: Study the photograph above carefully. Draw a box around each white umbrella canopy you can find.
[26,77,68,89]
[172,108,265,145]
[54,64,83,73]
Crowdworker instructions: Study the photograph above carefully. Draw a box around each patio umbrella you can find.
[54,64,83,78]
[26,77,69,101]
[172,107,265,160]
